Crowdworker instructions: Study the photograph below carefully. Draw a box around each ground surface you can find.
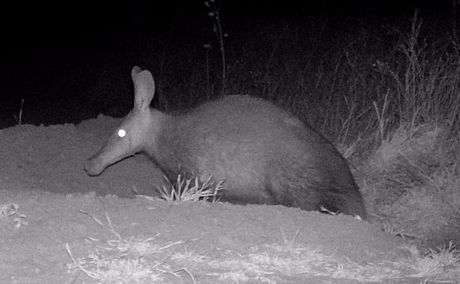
[0,116,449,283]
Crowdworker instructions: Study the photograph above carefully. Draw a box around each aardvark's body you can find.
[85,66,367,219]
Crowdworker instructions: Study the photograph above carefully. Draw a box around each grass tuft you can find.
[157,174,224,203]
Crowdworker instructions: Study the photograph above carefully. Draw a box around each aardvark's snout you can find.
[84,157,105,176]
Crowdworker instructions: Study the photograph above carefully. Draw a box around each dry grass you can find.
[0,202,27,228]
[66,211,194,283]
[407,242,460,278]
[155,174,224,203]
[65,210,460,283]
[361,122,460,245]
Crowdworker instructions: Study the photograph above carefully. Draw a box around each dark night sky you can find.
[0,1,451,61]
[1,1,452,49]
[0,0,455,125]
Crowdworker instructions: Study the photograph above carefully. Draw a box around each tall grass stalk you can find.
[204,0,227,95]
[378,11,460,133]
[16,98,24,126]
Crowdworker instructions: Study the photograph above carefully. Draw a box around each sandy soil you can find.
[0,116,437,283]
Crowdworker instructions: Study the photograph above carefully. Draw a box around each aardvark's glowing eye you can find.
[117,129,127,138]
